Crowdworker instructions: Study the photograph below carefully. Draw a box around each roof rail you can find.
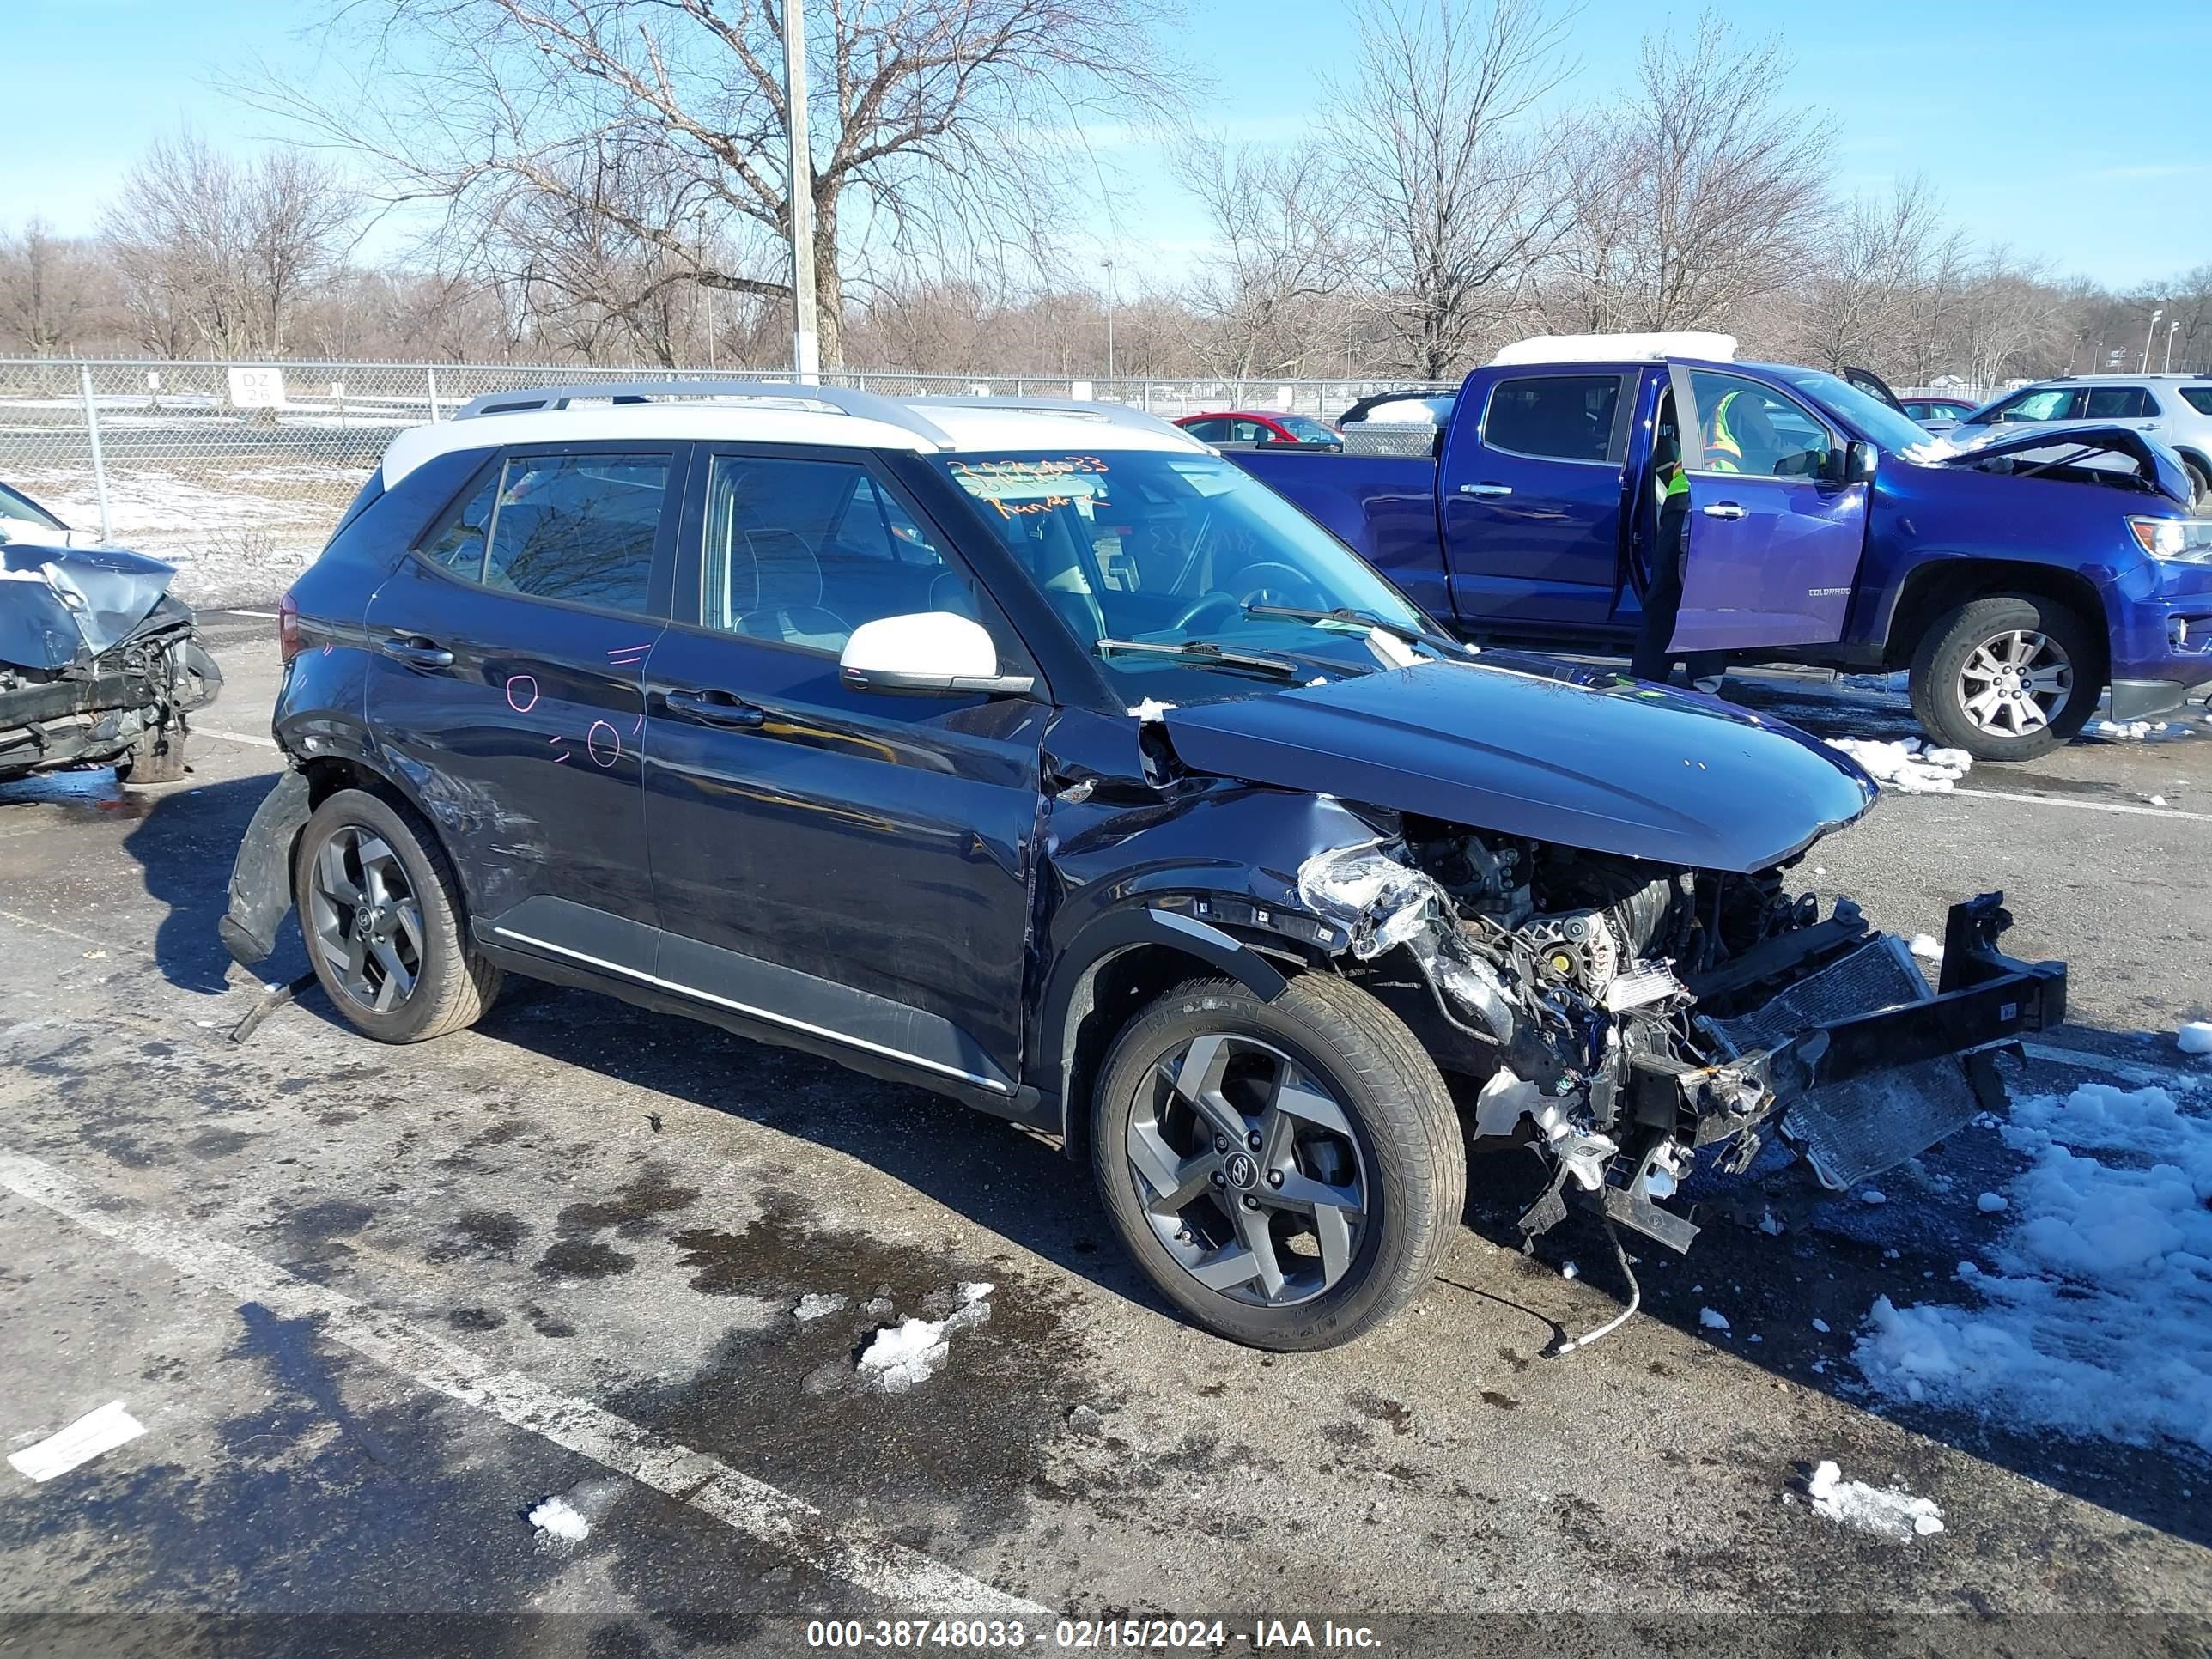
[905,393,1193,441]
[451,379,958,447]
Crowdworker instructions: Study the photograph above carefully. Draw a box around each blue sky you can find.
[8,0,2209,291]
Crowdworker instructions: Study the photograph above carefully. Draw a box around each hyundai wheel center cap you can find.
[1224,1152,1259,1191]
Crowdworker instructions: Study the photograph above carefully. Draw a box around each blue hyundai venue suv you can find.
[222,382,2064,1350]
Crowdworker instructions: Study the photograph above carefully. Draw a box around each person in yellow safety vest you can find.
[1630,399,1726,691]
[1702,386,1780,475]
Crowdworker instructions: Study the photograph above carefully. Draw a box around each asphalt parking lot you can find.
[3,614,2209,1656]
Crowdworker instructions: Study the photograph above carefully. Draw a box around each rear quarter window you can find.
[2180,387,2212,416]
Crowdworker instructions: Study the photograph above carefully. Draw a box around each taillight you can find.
[278,591,302,664]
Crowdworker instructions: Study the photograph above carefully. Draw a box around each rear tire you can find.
[1909,593,2099,762]
[293,787,501,1043]
[1091,974,1464,1351]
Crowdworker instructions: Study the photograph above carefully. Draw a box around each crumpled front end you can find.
[1295,832,2065,1255]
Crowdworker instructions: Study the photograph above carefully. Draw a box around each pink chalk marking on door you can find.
[586,720,622,768]
[630,713,644,736]
[505,673,539,713]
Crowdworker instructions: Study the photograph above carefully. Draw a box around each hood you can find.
[0,542,179,671]
[1925,423,2193,505]
[1160,653,1875,872]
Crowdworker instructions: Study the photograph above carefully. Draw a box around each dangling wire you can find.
[1550,1214,1641,1357]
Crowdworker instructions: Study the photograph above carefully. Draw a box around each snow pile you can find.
[2179,1022,2212,1056]
[528,1497,591,1542]
[1908,934,1944,965]
[1806,1460,1945,1540]
[1127,699,1176,723]
[855,1282,994,1394]
[1827,737,1972,794]
[2090,720,2166,742]
[793,1292,848,1322]
[1855,1082,2212,1452]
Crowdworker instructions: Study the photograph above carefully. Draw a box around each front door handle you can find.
[1699,502,1747,520]
[666,689,767,729]
[1459,482,1513,497]
[380,635,454,668]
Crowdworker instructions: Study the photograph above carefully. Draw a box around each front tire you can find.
[1091,975,1464,1351]
[2185,459,2212,514]
[294,787,501,1043]
[1909,593,2099,762]
[116,723,188,785]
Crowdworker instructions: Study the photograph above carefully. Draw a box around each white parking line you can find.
[193,726,281,750]
[1948,787,2212,823]
[0,1150,1048,1616]
[222,610,282,620]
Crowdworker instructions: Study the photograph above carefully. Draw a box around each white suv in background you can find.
[1950,374,2212,508]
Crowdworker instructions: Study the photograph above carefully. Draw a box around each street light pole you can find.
[2165,319,2179,374]
[693,206,714,369]
[785,0,820,383]
[2141,307,2163,374]
[1101,258,1116,383]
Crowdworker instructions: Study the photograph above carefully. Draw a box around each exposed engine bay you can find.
[1295,820,2065,1257]
[1,539,221,783]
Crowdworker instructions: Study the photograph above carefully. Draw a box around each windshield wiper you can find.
[1093,638,1303,678]
[1243,603,1470,656]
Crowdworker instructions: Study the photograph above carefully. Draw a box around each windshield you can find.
[0,483,65,535]
[931,449,1447,699]
[1771,368,1933,453]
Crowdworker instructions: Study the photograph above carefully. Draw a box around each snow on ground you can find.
[2179,1023,2212,1056]
[1805,1459,1946,1540]
[1827,737,1973,793]
[8,462,366,606]
[1855,1081,2212,1453]
[1908,934,1944,964]
[855,1282,994,1394]
[793,1292,849,1322]
[527,1474,624,1542]
[527,1496,590,1542]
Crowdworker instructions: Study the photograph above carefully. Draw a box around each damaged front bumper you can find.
[1293,839,2064,1258]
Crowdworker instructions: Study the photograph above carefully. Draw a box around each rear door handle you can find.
[666,689,766,729]
[380,635,454,668]
[1459,482,1512,497]
[1699,502,1747,520]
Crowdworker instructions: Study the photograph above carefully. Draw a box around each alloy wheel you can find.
[1957,628,2072,738]
[305,825,427,1012]
[1124,1032,1370,1308]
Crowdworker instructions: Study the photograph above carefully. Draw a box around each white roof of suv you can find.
[378,380,1207,485]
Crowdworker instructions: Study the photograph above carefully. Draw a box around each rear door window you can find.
[477,452,672,613]
[2081,386,2153,418]
[1482,375,1623,463]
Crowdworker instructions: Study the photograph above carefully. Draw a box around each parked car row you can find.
[202,378,2075,1353]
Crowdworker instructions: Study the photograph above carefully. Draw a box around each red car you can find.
[1175,411,1344,449]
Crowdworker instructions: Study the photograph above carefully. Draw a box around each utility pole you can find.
[1101,258,1116,383]
[693,207,714,369]
[785,0,820,383]
[2141,307,2163,374]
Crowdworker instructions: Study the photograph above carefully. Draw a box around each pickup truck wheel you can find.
[1091,974,1464,1351]
[1910,594,2097,762]
[294,787,501,1043]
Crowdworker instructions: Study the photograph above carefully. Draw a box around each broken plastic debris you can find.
[1806,1459,1944,1540]
[7,1401,144,1483]
[793,1292,848,1322]
[1698,1307,1730,1332]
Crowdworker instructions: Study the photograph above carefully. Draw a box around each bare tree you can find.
[1323,0,1577,379]
[1548,12,1831,333]
[1790,176,1968,376]
[0,220,106,356]
[240,0,1193,368]
[1181,137,1353,385]
[101,130,357,358]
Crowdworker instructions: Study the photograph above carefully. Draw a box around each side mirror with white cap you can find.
[838,611,1035,697]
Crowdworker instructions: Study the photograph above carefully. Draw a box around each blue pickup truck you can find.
[1224,343,2212,759]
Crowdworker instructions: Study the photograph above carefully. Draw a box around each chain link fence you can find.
[0,359,1451,605]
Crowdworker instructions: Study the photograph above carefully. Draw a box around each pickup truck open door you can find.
[1667,365,1871,653]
